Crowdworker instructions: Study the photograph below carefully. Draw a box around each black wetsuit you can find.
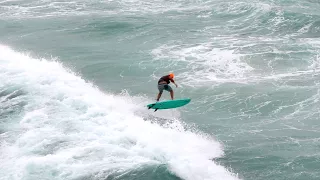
[158,75,174,84]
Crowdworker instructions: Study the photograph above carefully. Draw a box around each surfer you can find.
[156,73,178,101]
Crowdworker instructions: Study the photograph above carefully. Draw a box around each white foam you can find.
[152,43,253,86]
[0,44,239,180]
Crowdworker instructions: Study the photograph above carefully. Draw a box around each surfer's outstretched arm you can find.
[173,82,178,88]
[170,78,178,88]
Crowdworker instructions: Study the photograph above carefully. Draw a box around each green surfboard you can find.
[147,98,191,111]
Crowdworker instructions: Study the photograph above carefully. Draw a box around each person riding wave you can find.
[156,73,178,101]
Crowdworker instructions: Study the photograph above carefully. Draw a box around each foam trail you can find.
[0,45,239,180]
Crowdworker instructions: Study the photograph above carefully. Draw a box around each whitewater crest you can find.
[0,45,239,180]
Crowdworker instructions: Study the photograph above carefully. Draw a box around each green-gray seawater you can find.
[1,0,320,180]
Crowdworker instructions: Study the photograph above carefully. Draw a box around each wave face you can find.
[0,45,239,180]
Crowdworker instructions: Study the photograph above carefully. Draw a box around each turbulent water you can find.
[1,0,320,180]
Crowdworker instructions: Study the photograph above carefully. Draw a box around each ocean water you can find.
[1,0,320,180]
